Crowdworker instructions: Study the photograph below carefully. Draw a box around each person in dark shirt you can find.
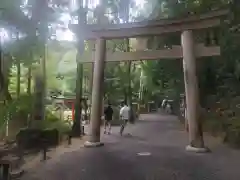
[104,104,114,134]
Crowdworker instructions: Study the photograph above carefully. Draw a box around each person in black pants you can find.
[104,104,114,134]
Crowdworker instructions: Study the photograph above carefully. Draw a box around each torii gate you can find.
[71,9,229,152]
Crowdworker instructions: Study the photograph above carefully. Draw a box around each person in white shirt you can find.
[161,99,167,110]
[119,102,130,136]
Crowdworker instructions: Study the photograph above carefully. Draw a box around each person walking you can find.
[119,102,130,136]
[104,103,114,134]
[161,98,167,112]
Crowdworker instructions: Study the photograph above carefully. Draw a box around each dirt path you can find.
[20,114,240,180]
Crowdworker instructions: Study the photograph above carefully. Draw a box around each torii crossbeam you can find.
[70,9,228,39]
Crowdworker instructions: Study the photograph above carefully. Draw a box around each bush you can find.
[224,118,240,148]
[16,128,42,149]
[46,110,59,122]
[15,95,33,115]
[41,110,71,134]
[16,128,59,150]
[0,94,72,142]
[41,128,60,147]
[203,104,240,148]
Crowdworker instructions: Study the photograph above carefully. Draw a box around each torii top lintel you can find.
[70,9,229,40]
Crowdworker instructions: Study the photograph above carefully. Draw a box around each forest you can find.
[0,0,240,147]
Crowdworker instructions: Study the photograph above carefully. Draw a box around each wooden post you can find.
[84,38,106,147]
[181,30,208,152]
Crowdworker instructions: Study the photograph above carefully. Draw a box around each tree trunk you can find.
[72,0,87,136]
[127,61,132,106]
[124,15,131,106]
[124,1,133,121]
[125,39,133,121]
[27,65,33,126]
[72,62,83,137]
[41,44,47,121]
[88,63,94,121]
[0,41,4,100]
[16,59,21,98]
[0,52,4,99]
[27,66,32,95]
[124,89,127,104]
[139,67,145,102]
[32,72,45,124]
[42,45,47,95]
[0,71,4,98]
[0,52,12,102]
[90,63,94,95]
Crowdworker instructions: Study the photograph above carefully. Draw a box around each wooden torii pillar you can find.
[181,31,206,152]
[70,9,229,150]
[84,38,106,147]
[84,3,107,147]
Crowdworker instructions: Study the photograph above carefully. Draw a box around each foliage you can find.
[42,110,71,134]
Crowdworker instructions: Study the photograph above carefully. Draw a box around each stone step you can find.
[1,155,25,178]
[1,155,20,170]
[10,169,25,179]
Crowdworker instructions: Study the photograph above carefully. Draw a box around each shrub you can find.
[203,102,240,148]
[16,128,59,150]
[41,110,71,134]
[46,110,59,122]
[224,118,240,148]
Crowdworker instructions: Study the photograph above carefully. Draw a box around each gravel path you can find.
[21,114,240,180]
